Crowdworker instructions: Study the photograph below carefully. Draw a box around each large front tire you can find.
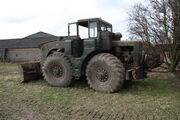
[42,53,73,87]
[86,53,125,93]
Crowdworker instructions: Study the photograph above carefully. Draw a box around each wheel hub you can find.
[96,68,109,82]
[51,65,63,78]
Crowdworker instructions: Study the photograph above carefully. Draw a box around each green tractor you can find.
[0,18,162,93]
[42,18,160,93]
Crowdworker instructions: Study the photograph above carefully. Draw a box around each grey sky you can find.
[0,0,144,39]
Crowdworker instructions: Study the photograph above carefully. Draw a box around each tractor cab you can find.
[64,18,124,79]
[68,18,113,39]
[68,18,119,54]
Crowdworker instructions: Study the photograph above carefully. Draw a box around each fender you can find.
[40,41,65,61]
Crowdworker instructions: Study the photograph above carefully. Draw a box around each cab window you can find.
[69,23,77,36]
[89,22,97,38]
[107,26,112,32]
[79,25,88,38]
[101,24,106,31]
[100,23,112,32]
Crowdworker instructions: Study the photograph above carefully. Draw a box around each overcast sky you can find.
[0,0,144,40]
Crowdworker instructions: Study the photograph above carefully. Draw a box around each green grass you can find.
[0,62,18,73]
[0,62,179,120]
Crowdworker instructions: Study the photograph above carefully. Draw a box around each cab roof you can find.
[77,18,112,28]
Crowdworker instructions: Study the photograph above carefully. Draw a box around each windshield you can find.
[100,23,112,32]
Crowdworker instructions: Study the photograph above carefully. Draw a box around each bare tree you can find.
[128,0,180,72]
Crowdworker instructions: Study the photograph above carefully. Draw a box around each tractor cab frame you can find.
[68,18,112,39]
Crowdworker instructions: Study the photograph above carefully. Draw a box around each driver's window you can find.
[69,24,77,36]
[90,22,97,38]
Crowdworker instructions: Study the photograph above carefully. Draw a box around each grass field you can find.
[0,62,179,120]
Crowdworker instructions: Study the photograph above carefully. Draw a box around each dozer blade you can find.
[19,62,42,82]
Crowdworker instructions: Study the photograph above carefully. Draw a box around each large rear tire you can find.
[86,53,125,93]
[42,53,73,87]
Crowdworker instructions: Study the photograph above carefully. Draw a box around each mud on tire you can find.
[42,52,73,87]
[86,53,125,93]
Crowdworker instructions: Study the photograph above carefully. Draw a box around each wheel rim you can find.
[48,61,64,78]
[96,67,109,82]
